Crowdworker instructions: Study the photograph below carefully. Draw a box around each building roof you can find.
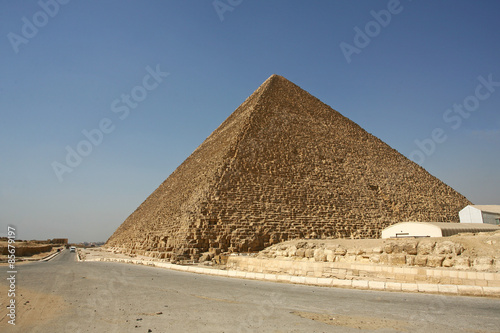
[382,221,500,238]
[422,222,499,236]
[468,205,500,214]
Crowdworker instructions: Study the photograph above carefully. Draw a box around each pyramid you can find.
[106,75,471,260]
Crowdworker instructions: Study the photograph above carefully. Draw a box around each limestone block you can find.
[401,283,419,292]
[383,243,395,254]
[406,255,416,266]
[331,279,352,287]
[473,257,494,271]
[334,247,347,255]
[388,254,406,266]
[414,255,428,267]
[494,259,500,271]
[344,255,357,263]
[352,280,369,289]
[286,246,297,257]
[455,256,470,270]
[402,241,418,255]
[442,258,454,267]
[199,252,213,262]
[368,281,386,290]
[417,241,435,255]
[434,241,455,255]
[417,283,439,293]
[296,241,307,249]
[392,243,404,254]
[457,285,483,296]
[314,249,327,262]
[323,248,334,257]
[347,248,365,255]
[454,243,465,255]
[379,254,389,264]
[386,282,402,291]
[427,256,445,268]
[209,247,221,255]
[482,287,500,297]
[488,280,500,287]
[356,255,370,263]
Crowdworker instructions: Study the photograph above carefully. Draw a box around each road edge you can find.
[83,257,500,298]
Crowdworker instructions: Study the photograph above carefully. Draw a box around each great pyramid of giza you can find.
[106,74,471,261]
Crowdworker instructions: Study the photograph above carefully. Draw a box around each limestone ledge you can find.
[255,236,500,273]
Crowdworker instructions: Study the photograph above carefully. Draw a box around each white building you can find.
[381,222,499,239]
[459,205,500,226]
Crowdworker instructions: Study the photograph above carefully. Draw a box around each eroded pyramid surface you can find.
[106,75,471,260]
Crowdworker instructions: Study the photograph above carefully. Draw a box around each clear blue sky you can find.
[1,1,499,243]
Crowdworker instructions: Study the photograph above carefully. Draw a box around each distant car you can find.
[70,246,76,252]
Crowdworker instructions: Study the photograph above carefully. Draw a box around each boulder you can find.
[402,241,418,255]
[314,249,327,262]
[304,249,315,258]
[334,247,347,256]
[427,255,445,268]
[434,241,454,255]
[454,256,470,270]
[417,241,435,255]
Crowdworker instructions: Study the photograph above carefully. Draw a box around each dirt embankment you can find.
[0,242,63,264]
[0,241,53,256]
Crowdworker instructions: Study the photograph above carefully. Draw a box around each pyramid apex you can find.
[259,74,297,93]
[266,74,287,82]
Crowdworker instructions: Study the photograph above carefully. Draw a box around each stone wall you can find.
[224,232,500,289]
[225,256,500,290]
[253,235,500,273]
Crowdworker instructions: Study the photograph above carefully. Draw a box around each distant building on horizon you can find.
[50,238,69,245]
[459,205,500,225]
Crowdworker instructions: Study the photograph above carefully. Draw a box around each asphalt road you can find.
[1,250,499,333]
